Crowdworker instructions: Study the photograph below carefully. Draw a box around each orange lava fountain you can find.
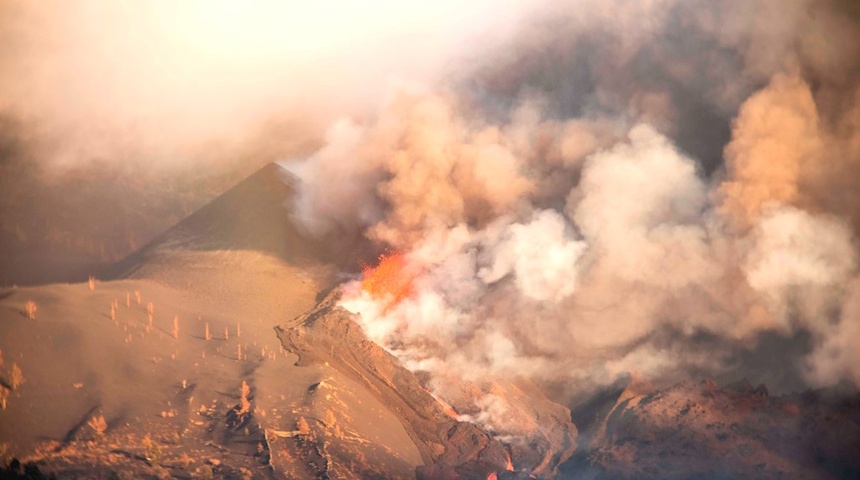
[361,252,416,307]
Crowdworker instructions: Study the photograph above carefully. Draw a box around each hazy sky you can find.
[0,0,530,171]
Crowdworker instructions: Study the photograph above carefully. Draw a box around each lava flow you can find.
[485,446,516,479]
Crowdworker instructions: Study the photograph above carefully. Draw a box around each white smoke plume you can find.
[286,0,860,439]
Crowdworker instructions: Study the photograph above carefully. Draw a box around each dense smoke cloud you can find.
[0,0,531,284]
[288,0,860,439]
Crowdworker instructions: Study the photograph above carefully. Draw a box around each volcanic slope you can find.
[275,291,578,480]
[0,163,566,480]
[0,163,336,479]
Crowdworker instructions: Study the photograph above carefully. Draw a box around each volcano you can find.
[1,163,859,479]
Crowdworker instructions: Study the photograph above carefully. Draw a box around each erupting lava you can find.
[360,252,416,307]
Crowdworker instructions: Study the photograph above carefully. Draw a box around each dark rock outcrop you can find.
[563,378,860,479]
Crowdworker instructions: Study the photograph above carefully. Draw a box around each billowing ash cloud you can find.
[287,0,860,439]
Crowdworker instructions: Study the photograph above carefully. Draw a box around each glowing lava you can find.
[485,449,515,479]
[360,252,416,306]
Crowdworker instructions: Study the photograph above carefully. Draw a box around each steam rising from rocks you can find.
[287,0,860,437]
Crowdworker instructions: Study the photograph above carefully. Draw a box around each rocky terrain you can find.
[276,291,577,480]
[0,163,573,479]
[1,163,859,479]
[561,377,860,479]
